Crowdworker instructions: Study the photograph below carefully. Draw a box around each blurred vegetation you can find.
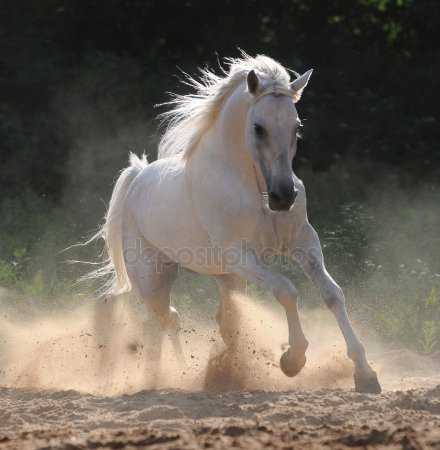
[0,0,439,352]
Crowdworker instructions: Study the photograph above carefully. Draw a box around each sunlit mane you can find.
[157,53,291,159]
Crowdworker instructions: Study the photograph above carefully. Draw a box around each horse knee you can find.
[324,285,345,311]
[273,276,298,307]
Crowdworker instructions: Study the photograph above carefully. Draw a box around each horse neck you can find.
[211,82,256,181]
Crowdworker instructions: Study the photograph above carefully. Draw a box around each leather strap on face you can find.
[252,85,296,103]
[252,161,271,214]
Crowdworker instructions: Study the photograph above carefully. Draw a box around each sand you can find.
[1,291,439,449]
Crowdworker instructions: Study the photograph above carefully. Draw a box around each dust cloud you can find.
[1,290,438,395]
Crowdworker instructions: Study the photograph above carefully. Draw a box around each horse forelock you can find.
[157,52,291,160]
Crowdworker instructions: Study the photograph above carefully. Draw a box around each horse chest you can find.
[255,212,292,253]
[254,198,307,256]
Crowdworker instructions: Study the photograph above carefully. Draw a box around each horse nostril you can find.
[268,191,281,202]
[278,183,296,203]
[268,188,295,211]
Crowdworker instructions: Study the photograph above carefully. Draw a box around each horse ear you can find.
[290,69,313,102]
[247,69,259,94]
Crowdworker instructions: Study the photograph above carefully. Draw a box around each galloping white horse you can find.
[92,54,381,393]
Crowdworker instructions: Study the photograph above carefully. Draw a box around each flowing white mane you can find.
[157,53,291,159]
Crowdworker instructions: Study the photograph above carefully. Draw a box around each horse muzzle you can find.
[268,185,298,211]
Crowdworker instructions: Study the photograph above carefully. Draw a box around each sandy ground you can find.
[1,384,440,449]
[1,291,440,449]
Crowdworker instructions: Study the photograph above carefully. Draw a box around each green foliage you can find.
[420,320,437,354]
[0,260,17,286]
[419,289,439,353]
[370,286,440,354]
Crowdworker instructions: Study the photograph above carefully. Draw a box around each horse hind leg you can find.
[203,274,246,390]
[123,236,183,386]
[215,274,246,349]
[93,294,119,388]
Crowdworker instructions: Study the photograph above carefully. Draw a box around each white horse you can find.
[91,53,381,393]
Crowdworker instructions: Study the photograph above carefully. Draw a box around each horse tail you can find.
[82,153,148,297]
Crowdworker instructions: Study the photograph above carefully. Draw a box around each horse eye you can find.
[254,123,266,138]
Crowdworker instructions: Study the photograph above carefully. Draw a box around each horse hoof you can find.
[280,350,306,377]
[354,370,382,394]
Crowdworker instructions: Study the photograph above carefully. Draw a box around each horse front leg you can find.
[293,223,381,393]
[227,251,308,377]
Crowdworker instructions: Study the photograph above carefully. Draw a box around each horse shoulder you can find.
[189,159,261,246]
